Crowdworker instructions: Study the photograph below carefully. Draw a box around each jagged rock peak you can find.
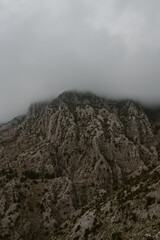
[57,91,145,113]
[0,90,160,240]
[57,90,107,106]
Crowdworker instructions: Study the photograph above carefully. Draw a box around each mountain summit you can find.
[0,91,160,240]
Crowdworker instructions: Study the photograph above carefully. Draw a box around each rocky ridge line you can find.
[0,91,160,240]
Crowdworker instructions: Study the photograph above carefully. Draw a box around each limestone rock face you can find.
[0,91,160,240]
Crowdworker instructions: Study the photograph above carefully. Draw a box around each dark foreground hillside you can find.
[0,91,160,240]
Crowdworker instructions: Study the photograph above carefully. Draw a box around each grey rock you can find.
[0,91,160,240]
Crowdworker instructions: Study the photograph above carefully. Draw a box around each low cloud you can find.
[0,0,160,121]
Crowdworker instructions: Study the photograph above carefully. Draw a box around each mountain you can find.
[0,91,160,240]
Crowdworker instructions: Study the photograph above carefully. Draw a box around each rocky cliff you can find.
[0,91,160,240]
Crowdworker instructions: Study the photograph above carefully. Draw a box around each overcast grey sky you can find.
[1,0,160,121]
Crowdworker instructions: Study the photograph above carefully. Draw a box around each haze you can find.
[1,0,160,122]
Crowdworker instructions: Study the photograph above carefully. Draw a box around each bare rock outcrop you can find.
[0,91,160,239]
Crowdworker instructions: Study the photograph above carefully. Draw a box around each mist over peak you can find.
[1,0,160,122]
